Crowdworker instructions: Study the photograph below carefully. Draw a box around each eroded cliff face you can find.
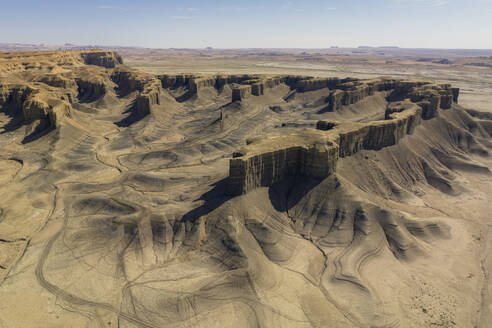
[0,83,72,129]
[0,53,465,194]
[79,51,123,68]
[158,74,287,101]
[0,50,122,73]
[228,131,340,195]
[0,50,161,137]
[115,71,461,196]
[155,74,458,120]
[112,68,162,116]
[227,80,458,195]
[1,50,492,328]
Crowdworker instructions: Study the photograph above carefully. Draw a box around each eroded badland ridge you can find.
[0,50,492,328]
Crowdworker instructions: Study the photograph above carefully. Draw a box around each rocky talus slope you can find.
[0,51,491,328]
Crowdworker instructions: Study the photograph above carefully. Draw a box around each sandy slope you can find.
[0,51,491,328]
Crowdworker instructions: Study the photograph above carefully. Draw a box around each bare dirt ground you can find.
[0,48,491,328]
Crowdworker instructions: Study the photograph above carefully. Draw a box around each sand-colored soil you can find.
[0,49,491,328]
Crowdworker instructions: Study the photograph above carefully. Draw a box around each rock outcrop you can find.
[228,130,339,195]
[0,50,122,74]
[111,68,162,115]
[158,74,193,89]
[158,74,351,102]
[0,83,71,128]
[315,78,457,114]
[157,74,458,118]
[231,84,252,101]
[227,79,459,195]
[159,74,287,101]
[79,51,123,68]
[135,80,161,116]
[35,74,77,90]
[111,69,149,93]
[0,50,157,137]
[294,77,354,92]
[76,76,107,102]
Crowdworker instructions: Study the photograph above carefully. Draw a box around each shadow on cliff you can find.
[21,124,55,144]
[0,104,24,133]
[175,91,197,103]
[1,104,55,144]
[114,101,147,127]
[316,106,332,114]
[180,176,324,223]
[181,177,233,222]
[268,176,324,213]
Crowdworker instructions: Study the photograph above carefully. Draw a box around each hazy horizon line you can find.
[2,42,492,51]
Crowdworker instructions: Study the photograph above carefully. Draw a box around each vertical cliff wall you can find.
[227,79,460,195]
[112,68,163,116]
[227,131,340,195]
[79,51,123,68]
[0,50,152,135]
[0,83,72,128]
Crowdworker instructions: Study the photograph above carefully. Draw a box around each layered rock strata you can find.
[76,77,107,102]
[232,84,253,101]
[228,130,340,195]
[79,51,123,68]
[294,77,356,92]
[326,78,456,113]
[0,50,122,73]
[227,82,459,195]
[112,69,163,116]
[159,74,288,100]
[0,50,162,131]
[135,80,161,116]
[157,75,458,118]
[0,83,71,128]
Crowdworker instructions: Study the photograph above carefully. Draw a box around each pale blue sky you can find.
[1,0,491,48]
